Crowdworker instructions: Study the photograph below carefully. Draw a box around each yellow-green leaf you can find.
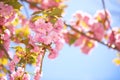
[3,0,22,10]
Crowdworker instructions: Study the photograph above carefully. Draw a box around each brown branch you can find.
[0,44,12,61]
[101,0,112,30]
[65,23,120,52]
[20,0,43,10]
[39,49,46,74]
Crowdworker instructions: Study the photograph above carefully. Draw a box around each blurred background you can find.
[24,0,120,80]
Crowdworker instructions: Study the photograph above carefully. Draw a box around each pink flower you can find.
[94,10,111,30]
[22,73,30,80]
[13,55,20,64]
[42,35,52,45]
[91,22,105,41]
[41,0,60,9]
[108,31,115,45]
[0,2,13,16]
[31,46,40,53]
[36,54,42,66]
[55,41,64,51]
[3,39,10,51]
[83,13,92,25]
[30,18,53,36]
[34,68,41,80]
[74,35,86,47]
[81,40,95,54]
[9,74,14,80]
[49,31,59,42]
[63,32,70,44]
[72,11,92,31]
[54,19,64,32]
[115,34,120,50]
[107,28,120,50]
[73,11,83,20]
[1,29,11,40]
[0,50,4,58]
[0,16,5,26]
[9,61,15,72]
[11,67,30,80]
[48,49,58,59]
[0,2,15,25]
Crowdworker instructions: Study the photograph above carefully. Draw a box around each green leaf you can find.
[32,10,43,15]
[3,0,22,10]
[50,16,58,24]
[48,8,63,17]
[27,55,36,65]
[31,15,42,22]
[69,38,76,45]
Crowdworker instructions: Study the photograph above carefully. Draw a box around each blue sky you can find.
[25,0,120,80]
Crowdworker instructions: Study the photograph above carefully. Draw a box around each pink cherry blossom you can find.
[30,19,53,36]
[91,22,105,41]
[9,61,15,72]
[94,10,111,30]
[74,35,86,47]
[55,41,64,51]
[108,28,120,50]
[115,34,120,50]
[0,2,15,25]
[0,16,5,26]
[54,19,64,32]
[81,40,95,54]
[108,31,115,45]
[0,2,13,16]
[34,68,41,80]
[0,50,4,58]
[41,0,60,9]
[73,11,83,20]
[10,67,30,80]
[13,55,20,64]
[22,73,31,80]
[1,29,11,40]
[27,0,62,9]
[48,49,58,59]
[36,54,42,66]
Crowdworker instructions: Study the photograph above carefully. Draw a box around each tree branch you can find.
[101,0,112,30]
[39,49,46,74]
[65,23,120,52]
[0,44,12,61]
[20,0,43,10]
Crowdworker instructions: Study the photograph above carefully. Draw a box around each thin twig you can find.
[101,0,112,30]
[39,49,46,74]
[21,0,43,10]
[0,44,12,61]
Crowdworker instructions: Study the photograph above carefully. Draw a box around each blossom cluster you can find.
[64,10,111,54]
[29,18,64,59]
[0,2,16,58]
[108,28,120,50]
[0,1,65,80]
[10,67,30,80]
